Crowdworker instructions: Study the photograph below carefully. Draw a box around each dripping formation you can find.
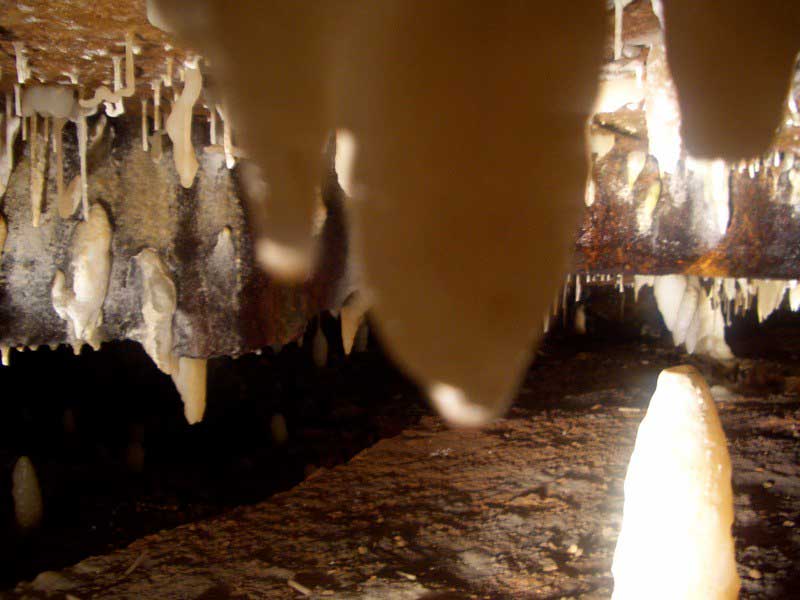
[0,0,797,429]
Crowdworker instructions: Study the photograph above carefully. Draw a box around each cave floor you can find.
[7,335,800,599]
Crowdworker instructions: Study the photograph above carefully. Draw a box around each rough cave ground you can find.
[3,312,799,599]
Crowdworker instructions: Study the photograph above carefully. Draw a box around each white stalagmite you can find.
[51,204,112,350]
[12,456,43,531]
[341,293,369,356]
[312,325,328,368]
[611,365,740,600]
[165,60,202,188]
[171,357,207,425]
[29,115,49,227]
[574,303,587,334]
[270,414,289,445]
[0,345,9,367]
[134,249,178,375]
[335,129,358,197]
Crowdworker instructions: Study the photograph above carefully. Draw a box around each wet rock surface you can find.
[4,326,799,599]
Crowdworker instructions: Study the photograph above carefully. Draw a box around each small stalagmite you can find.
[171,357,207,425]
[340,293,369,356]
[312,324,328,368]
[611,365,739,600]
[12,456,44,531]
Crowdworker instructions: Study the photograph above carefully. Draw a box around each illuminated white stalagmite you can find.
[574,304,587,334]
[165,60,202,188]
[12,456,43,531]
[171,357,207,425]
[51,204,112,350]
[611,365,740,600]
[340,293,369,356]
[149,0,604,426]
[271,414,289,445]
[134,249,178,375]
[335,129,358,197]
[0,345,9,367]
